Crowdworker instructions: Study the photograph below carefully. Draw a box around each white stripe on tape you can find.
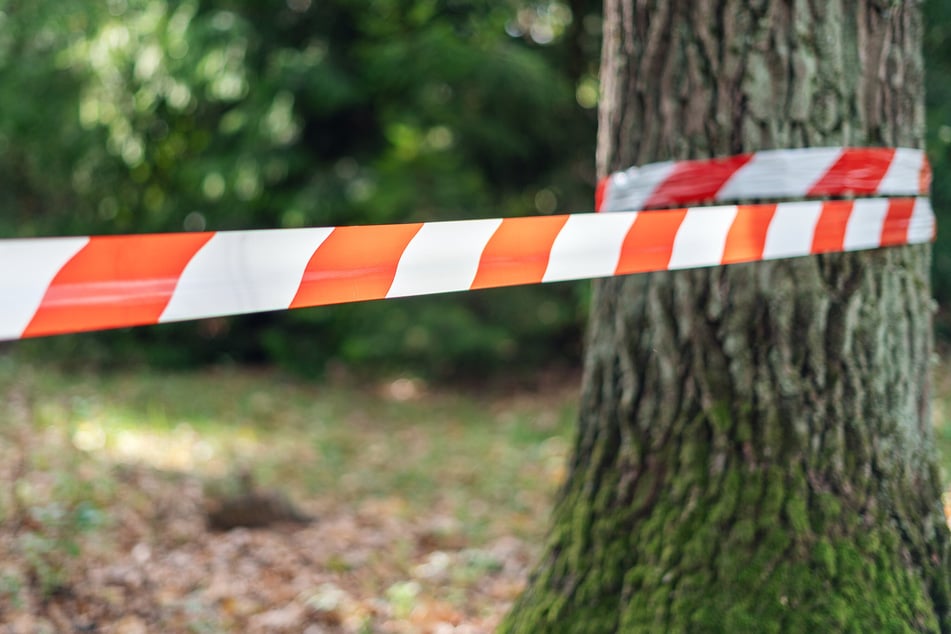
[878,148,924,195]
[762,201,824,260]
[603,161,676,211]
[0,237,89,340]
[668,206,739,269]
[386,218,502,298]
[844,199,889,251]
[160,228,334,322]
[908,198,936,244]
[543,211,637,282]
[717,148,843,202]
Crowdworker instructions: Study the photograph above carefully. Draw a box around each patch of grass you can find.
[0,355,576,542]
[933,358,951,483]
[0,354,578,630]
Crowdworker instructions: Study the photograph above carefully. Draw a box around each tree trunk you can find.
[504,1,951,632]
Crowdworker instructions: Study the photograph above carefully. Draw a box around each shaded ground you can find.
[3,472,534,632]
[2,356,951,633]
[0,360,577,633]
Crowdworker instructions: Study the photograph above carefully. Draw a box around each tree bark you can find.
[504,1,951,632]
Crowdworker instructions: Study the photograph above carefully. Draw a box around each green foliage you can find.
[386,580,422,619]
[4,0,948,373]
[0,0,599,377]
[0,571,23,609]
[14,482,108,598]
[925,0,951,336]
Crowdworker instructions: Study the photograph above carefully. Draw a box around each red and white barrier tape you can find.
[595,147,929,211]
[0,148,934,340]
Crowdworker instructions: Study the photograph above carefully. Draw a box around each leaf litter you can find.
[0,361,577,633]
[6,358,950,632]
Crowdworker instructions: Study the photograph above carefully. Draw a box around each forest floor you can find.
[0,357,578,633]
[1,356,951,633]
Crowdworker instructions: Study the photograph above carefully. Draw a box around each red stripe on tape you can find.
[472,215,569,290]
[644,154,753,209]
[811,200,853,254]
[880,198,916,246]
[920,160,933,194]
[22,233,214,337]
[615,209,688,275]
[290,223,423,308]
[807,148,894,197]
[721,204,777,264]
[595,177,610,212]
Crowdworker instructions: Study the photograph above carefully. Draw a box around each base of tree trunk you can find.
[504,254,949,633]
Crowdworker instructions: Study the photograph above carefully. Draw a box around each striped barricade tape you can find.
[596,147,930,211]
[0,148,933,341]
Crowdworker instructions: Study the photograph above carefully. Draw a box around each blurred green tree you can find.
[925,0,951,339]
[0,0,600,376]
[2,0,949,375]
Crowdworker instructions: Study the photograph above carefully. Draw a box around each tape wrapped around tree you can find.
[0,147,932,340]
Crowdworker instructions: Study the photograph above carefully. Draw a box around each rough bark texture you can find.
[504,1,951,632]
